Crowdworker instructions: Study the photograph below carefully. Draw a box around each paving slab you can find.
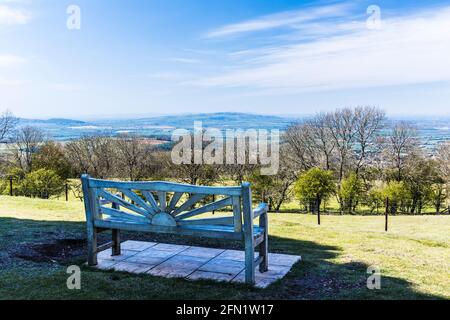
[121,240,157,252]
[96,259,118,270]
[97,249,137,262]
[182,246,225,258]
[198,258,245,276]
[112,261,155,273]
[93,240,301,288]
[187,270,236,282]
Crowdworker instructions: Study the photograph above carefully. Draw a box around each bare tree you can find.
[284,123,320,171]
[307,113,336,170]
[169,131,220,185]
[115,134,154,181]
[65,136,116,179]
[0,110,18,142]
[11,126,45,172]
[353,106,386,176]
[382,122,419,181]
[436,141,450,180]
[324,107,359,182]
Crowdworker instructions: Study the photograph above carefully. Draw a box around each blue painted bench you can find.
[81,174,269,284]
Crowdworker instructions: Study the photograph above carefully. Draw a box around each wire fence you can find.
[3,176,72,201]
[2,177,449,233]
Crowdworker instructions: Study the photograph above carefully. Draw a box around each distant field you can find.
[13,114,450,144]
[0,196,448,300]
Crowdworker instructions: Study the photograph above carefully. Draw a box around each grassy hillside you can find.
[0,196,448,300]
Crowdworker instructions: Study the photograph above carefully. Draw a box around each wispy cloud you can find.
[0,77,25,86]
[193,5,450,94]
[165,57,201,64]
[0,3,30,25]
[204,3,353,38]
[0,54,25,67]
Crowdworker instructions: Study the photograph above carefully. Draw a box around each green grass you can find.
[0,195,449,300]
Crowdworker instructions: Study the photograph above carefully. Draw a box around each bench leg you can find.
[87,225,98,266]
[112,229,121,256]
[244,238,255,285]
[259,213,269,273]
[259,235,269,273]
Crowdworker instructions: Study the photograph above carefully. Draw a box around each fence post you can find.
[317,195,321,225]
[385,197,389,232]
[9,177,13,196]
[65,182,69,201]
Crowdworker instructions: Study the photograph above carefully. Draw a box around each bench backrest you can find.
[81,175,254,233]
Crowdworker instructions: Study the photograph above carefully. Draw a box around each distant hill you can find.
[99,112,299,130]
[11,113,450,145]
[13,113,299,141]
[18,118,87,126]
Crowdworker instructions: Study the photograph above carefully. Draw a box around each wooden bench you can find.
[81,174,269,284]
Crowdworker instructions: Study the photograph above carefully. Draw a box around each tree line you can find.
[0,107,449,214]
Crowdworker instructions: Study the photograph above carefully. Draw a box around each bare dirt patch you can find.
[14,239,86,264]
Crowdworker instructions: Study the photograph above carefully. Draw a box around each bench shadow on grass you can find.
[0,217,444,300]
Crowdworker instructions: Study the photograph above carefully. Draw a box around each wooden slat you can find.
[88,178,243,196]
[94,219,244,240]
[242,182,255,284]
[81,174,98,266]
[254,255,263,266]
[175,196,232,221]
[121,189,157,216]
[177,216,234,226]
[258,205,269,272]
[100,206,150,224]
[99,199,111,206]
[141,191,161,213]
[168,192,183,213]
[96,241,113,253]
[254,234,265,246]
[97,189,150,217]
[171,193,207,216]
[253,203,268,219]
[158,191,167,211]
[232,196,242,232]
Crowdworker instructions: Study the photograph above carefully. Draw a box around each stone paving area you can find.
[94,240,301,288]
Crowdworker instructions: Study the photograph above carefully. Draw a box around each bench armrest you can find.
[253,203,268,219]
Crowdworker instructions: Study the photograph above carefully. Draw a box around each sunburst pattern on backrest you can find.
[89,179,244,231]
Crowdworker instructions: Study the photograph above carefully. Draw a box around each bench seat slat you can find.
[94,219,264,240]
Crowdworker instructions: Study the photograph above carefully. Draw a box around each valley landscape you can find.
[15,112,450,147]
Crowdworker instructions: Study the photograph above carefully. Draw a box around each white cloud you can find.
[204,3,353,38]
[0,4,30,25]
[165,57,201,64]
[0,54,25,67]
[193,6,450,94]
[0,77,25,86]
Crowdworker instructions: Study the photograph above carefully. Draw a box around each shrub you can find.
[1,167,26,196]
[366,187,385,214]
[294,168,335,213]
[383,181,410,214]
[339,173,365,213]
[33,141,73,180]
[18,169,64,199]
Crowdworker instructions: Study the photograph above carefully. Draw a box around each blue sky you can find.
[1,0,450,119]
